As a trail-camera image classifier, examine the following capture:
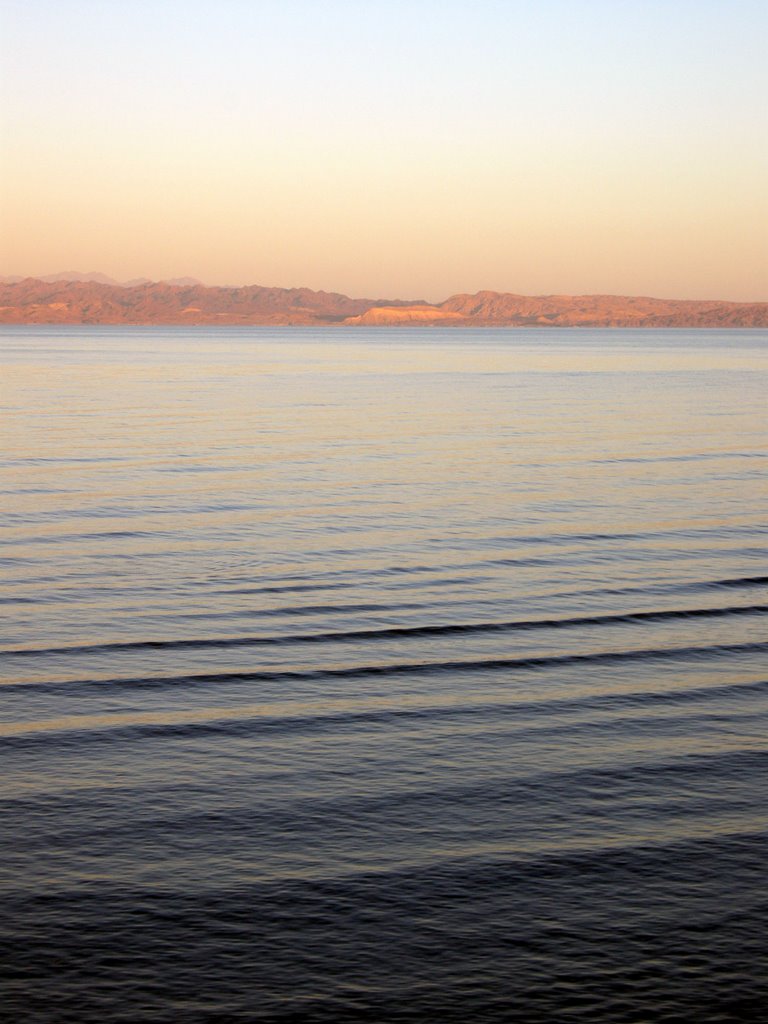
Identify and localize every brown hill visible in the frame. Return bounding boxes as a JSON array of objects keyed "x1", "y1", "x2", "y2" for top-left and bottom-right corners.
[
  {"x1": 0, "y1": 278, "x2": 766, "y2": 327},
  {"x1": 433, "y1": 291, "x2": 768, "y2": 327},
  {"x1": 0, "y1": 279, "x2": 422, "y2": 325}
]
